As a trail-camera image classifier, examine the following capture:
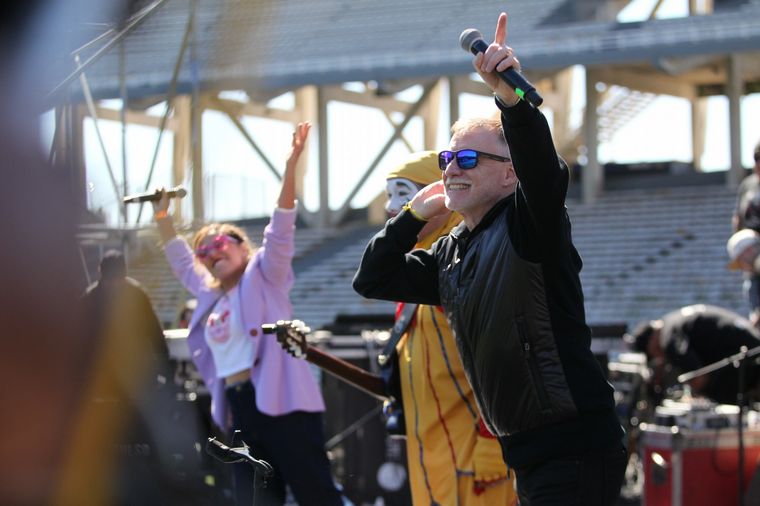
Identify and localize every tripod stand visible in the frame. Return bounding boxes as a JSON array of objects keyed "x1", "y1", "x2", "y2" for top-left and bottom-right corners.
[{"x1": 206, "y1": 435, "x2": 274, "y2": 505}]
